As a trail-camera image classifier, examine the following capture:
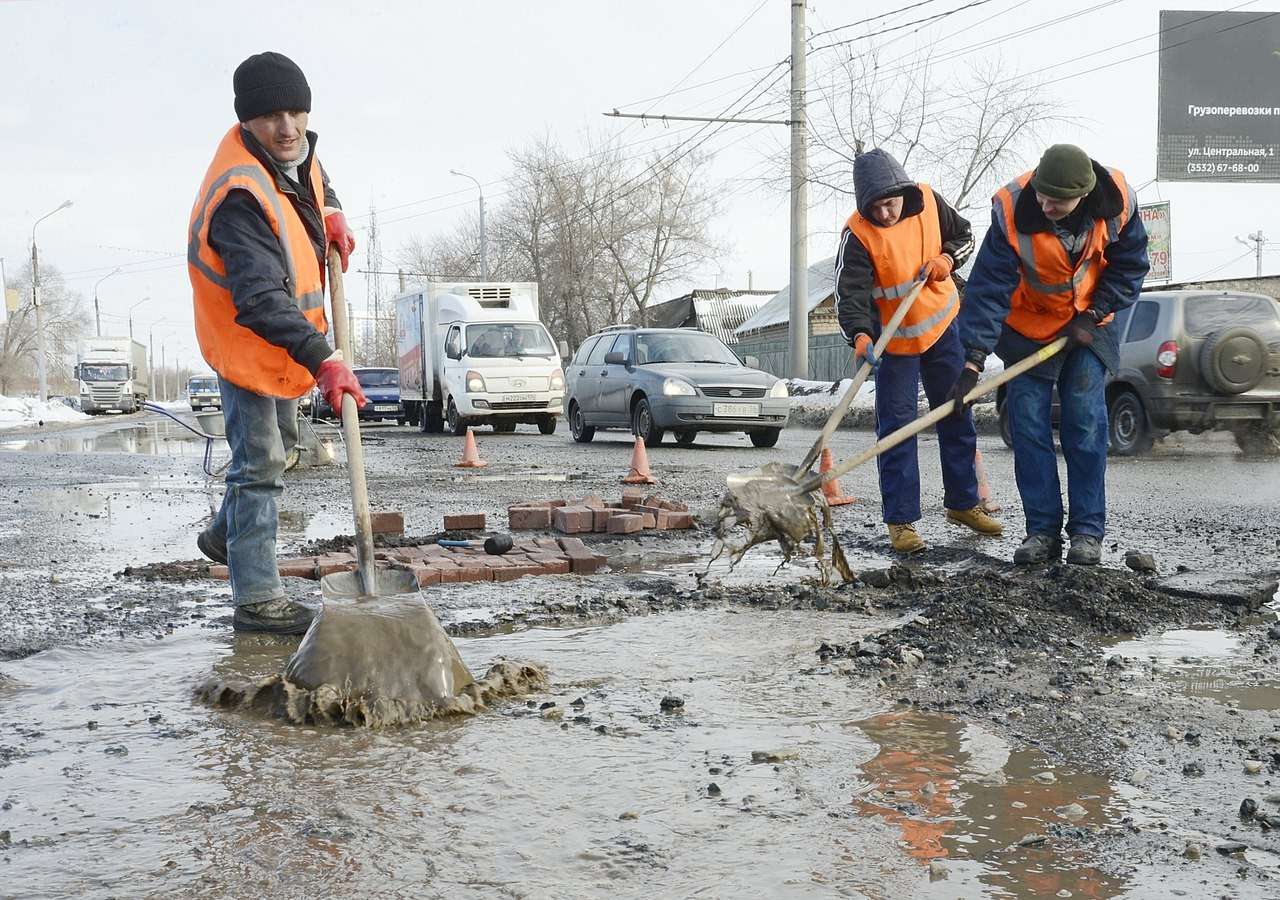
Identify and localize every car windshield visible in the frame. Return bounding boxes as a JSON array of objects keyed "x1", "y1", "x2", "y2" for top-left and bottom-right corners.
[
  {"x1": 465, "y1": 323, "x2": 556, "y2": 358},
  {"x1": 80, "y1": 365, "x2": 128, "y2": 382},
  {"x1": 356, "y1": 369, "x2": 399, "y2": 388},
  {"x1": 635, "y1": 332, "x2": 740, "y2": 365},
  {"x1": 1185, "y1": 295, "x2": 1280, "y2": 336},
  {"x1": 188, "y1": 378, "x2": 217, "y2": 392}
]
